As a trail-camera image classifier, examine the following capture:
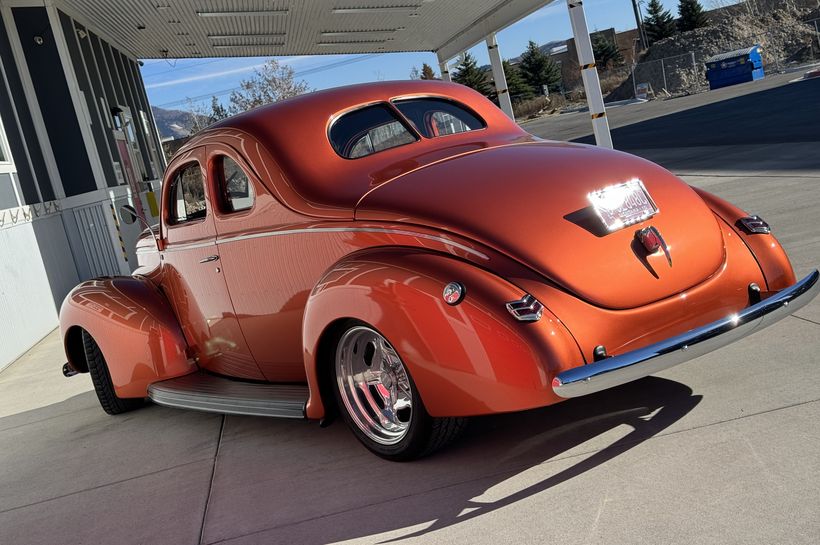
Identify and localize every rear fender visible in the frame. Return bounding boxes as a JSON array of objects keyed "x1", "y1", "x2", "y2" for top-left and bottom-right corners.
[
  {"x1": 59, "y1": 276, "x2": 195, "y2": 398},
  {"x1": 302, "y1": 249, "x2": 582, "y2": 419},
  {"x1": 694, "y1": 187, "x2": 796, "y2": 291}
]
